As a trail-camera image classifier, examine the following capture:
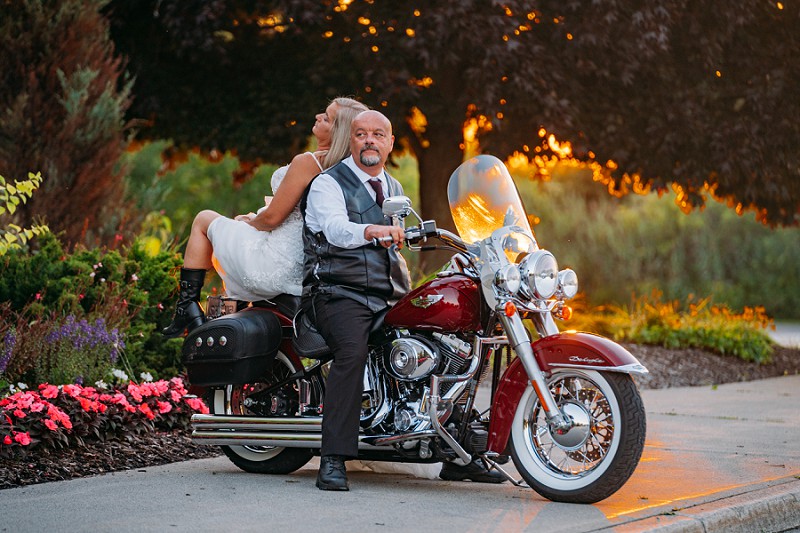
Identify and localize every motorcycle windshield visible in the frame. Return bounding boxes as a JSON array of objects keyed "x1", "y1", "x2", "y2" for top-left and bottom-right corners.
[{"x1": 447, "y1": 155, "x2": 533, "y2": 245}]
